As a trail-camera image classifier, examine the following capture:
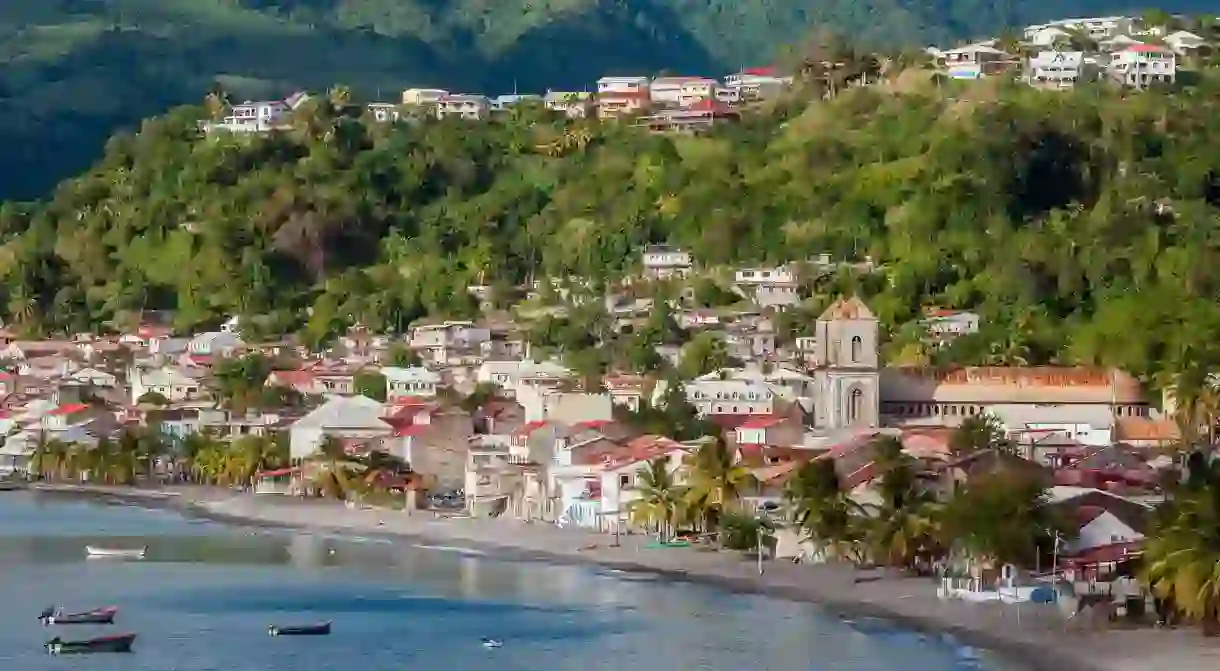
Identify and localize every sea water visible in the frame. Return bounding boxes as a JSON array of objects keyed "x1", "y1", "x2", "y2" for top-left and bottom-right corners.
[{"x1": 0, "y1": 493, "x2": 1022, "y2": 670}]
